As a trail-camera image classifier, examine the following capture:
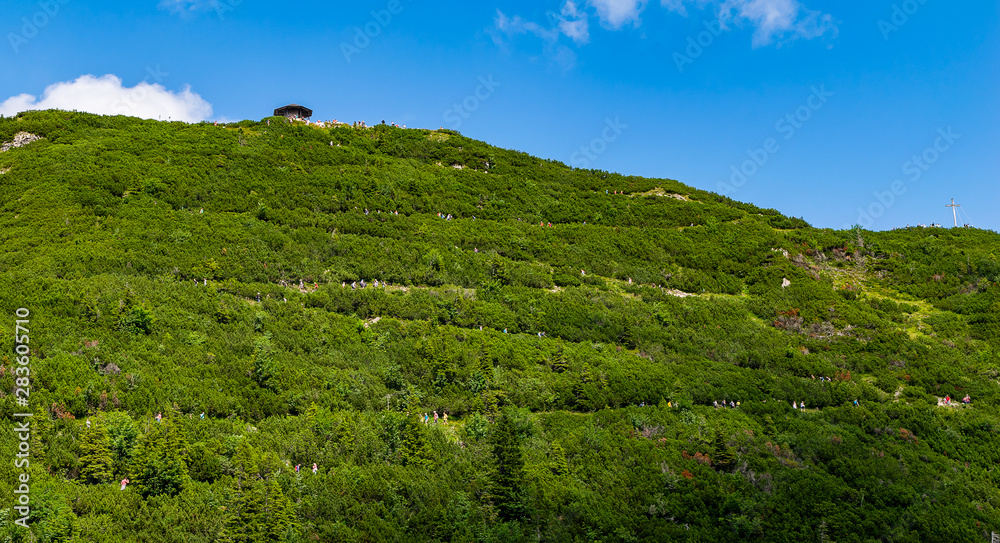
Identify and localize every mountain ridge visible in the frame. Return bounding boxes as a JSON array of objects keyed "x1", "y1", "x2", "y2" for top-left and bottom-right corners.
[{"x1": 1, "y1": 109, "x2": 998, "y2": 542}]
